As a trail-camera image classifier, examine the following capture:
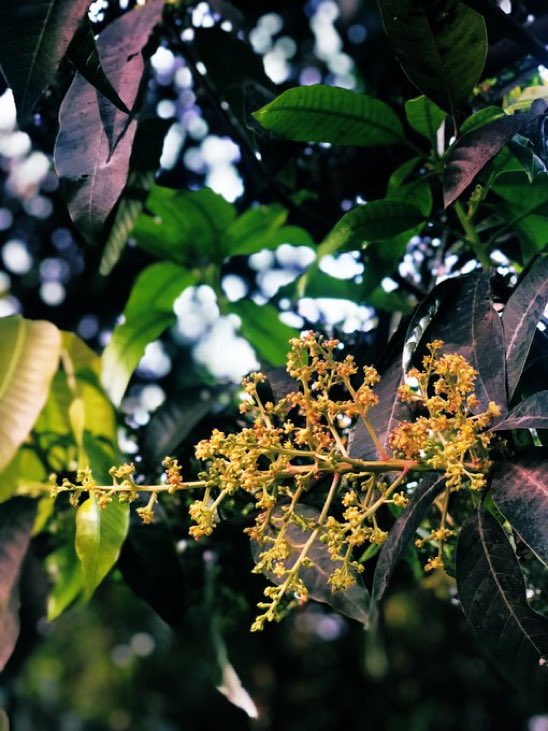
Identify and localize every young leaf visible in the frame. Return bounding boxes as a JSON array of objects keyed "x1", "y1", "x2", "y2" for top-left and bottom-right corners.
[
  {"x1": 0, "y1": 0, "x2": 90, "y2": 125},
  {"x1": 0, "y1": 498, "x2": 37, "y2": 671},
  {"x1": 501, "y1": 254, "x2": 548, "y2": 401},
  {"x1": 405, "y1": 95, "x2": 445, "y2": 142},
  {"x1": 456, "y1": 509, "x2": 548, "y2": 671},
  {"x1": 253, "y1": 85, "x2": 406, "y2": 146},
  {"x1": 54, "y1": 0, "x2": 164, "y2": 243},
  {"x1": 492, "y1": 392, "x2": 548, "y2": 431},
  {"x1": 377, "y1": 0, "x2": 487, "y2": 117},
  {"x1": 370, "y1": 477, "x2": 445, "y2": 615},
  {"x1": 0, "y1": 316, "x2": 61, "y2": 471},
  {"x1": 492, "y1": 456, "x2": 548, "y2": 568},
  {"x1": 101, "y1": 262, "x2": 195, "y2": 406},
  {"x1": 75, "y1": 496, "x2": 129, "y2": 598},
  {"x1": 132, "y1": 186, "x2": 236, "y2": 265},
  {"x1": 443, "y1": 105, "x2": 548, "y2": 207},
  {"x1": 228, "y1": 300, "x2": 297, "y2": 367},
  {"x1": 251, "y1": 505, "x2": 369, "y2": 624}
]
